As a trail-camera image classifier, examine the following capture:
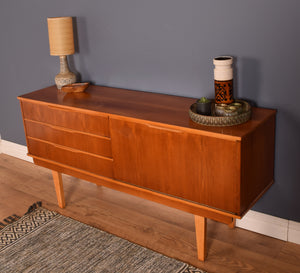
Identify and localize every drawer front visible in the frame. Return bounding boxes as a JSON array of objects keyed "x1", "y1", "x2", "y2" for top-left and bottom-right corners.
[
  {"x1": 27, "y1": 138, "x2": 113, "y2": 178},
  {"x1": 21, "y1": 101, "x2": 109, "y2": 137},
  {"x1": 25, "y1": 120, "x2": 112, "y2": 158}
]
